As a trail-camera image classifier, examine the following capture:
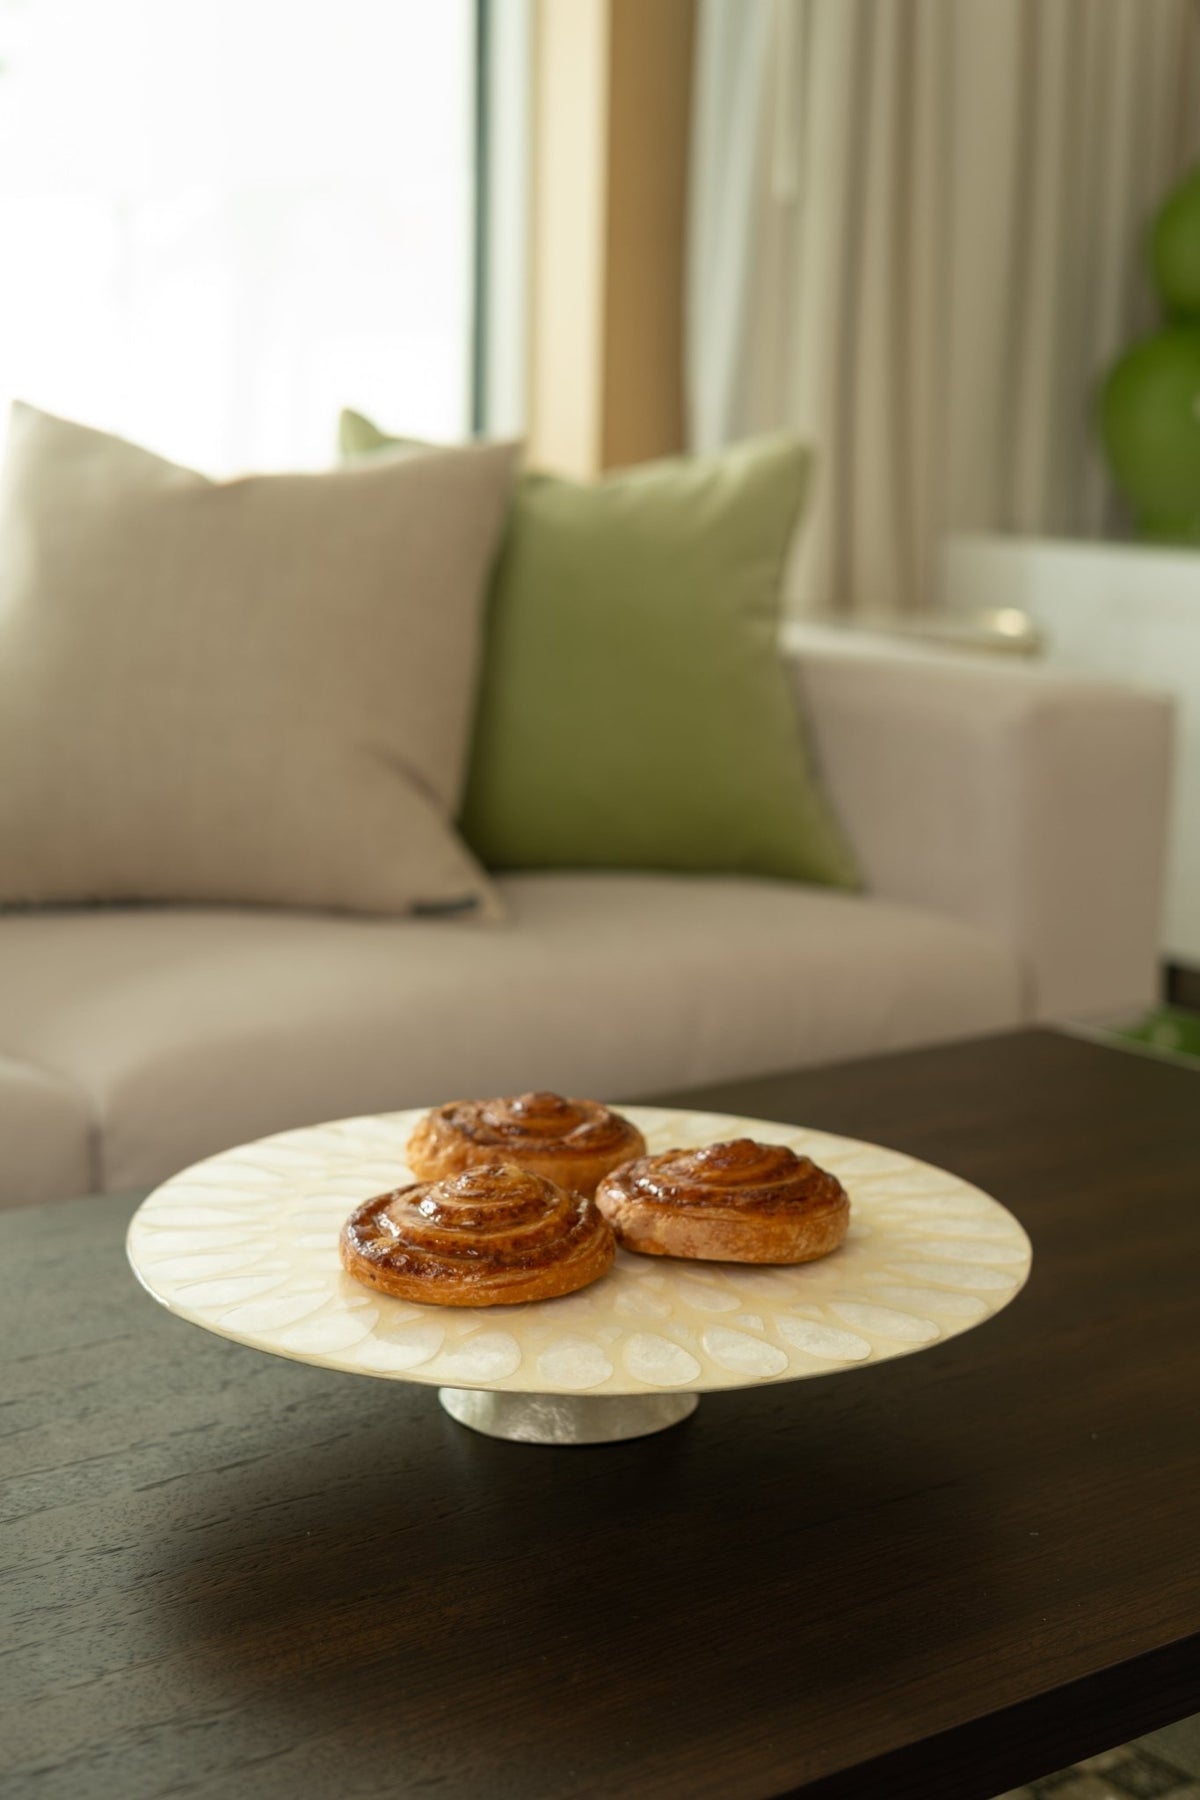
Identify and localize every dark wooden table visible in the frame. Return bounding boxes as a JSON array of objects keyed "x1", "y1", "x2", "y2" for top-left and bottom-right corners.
[{"x1": 2, "y1": 1028, "x2": 1198, "y2": 1800}]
